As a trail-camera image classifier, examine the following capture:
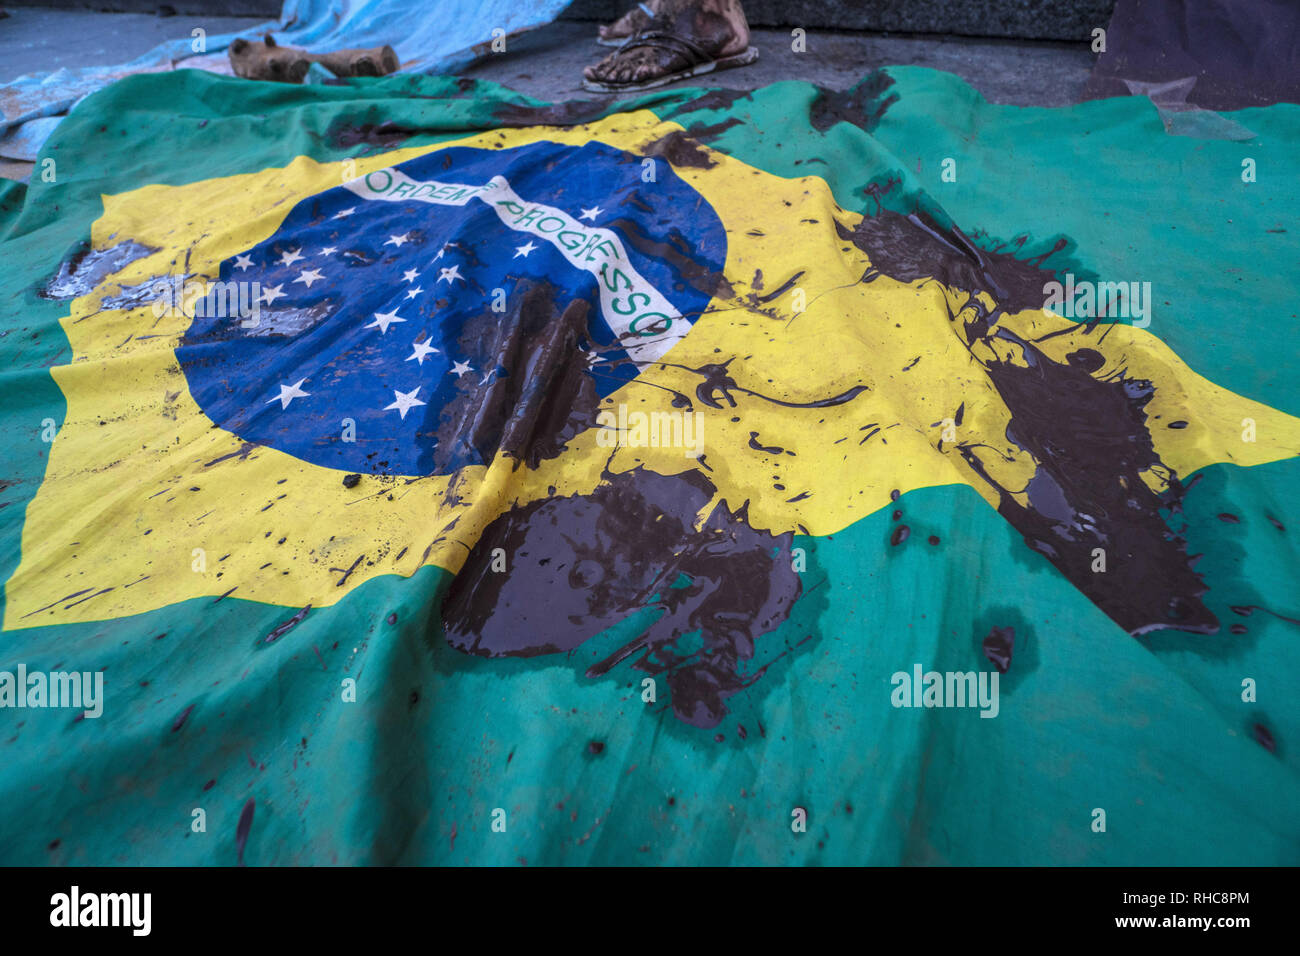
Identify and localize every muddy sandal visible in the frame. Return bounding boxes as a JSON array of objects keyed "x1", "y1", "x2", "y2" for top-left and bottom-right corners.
[
  {"x1": 582, "y1": 29, "x2": 759, "y2": 93},
  {"x1": 596, "y1": 2, "x2": 657, "y2": 47}
]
